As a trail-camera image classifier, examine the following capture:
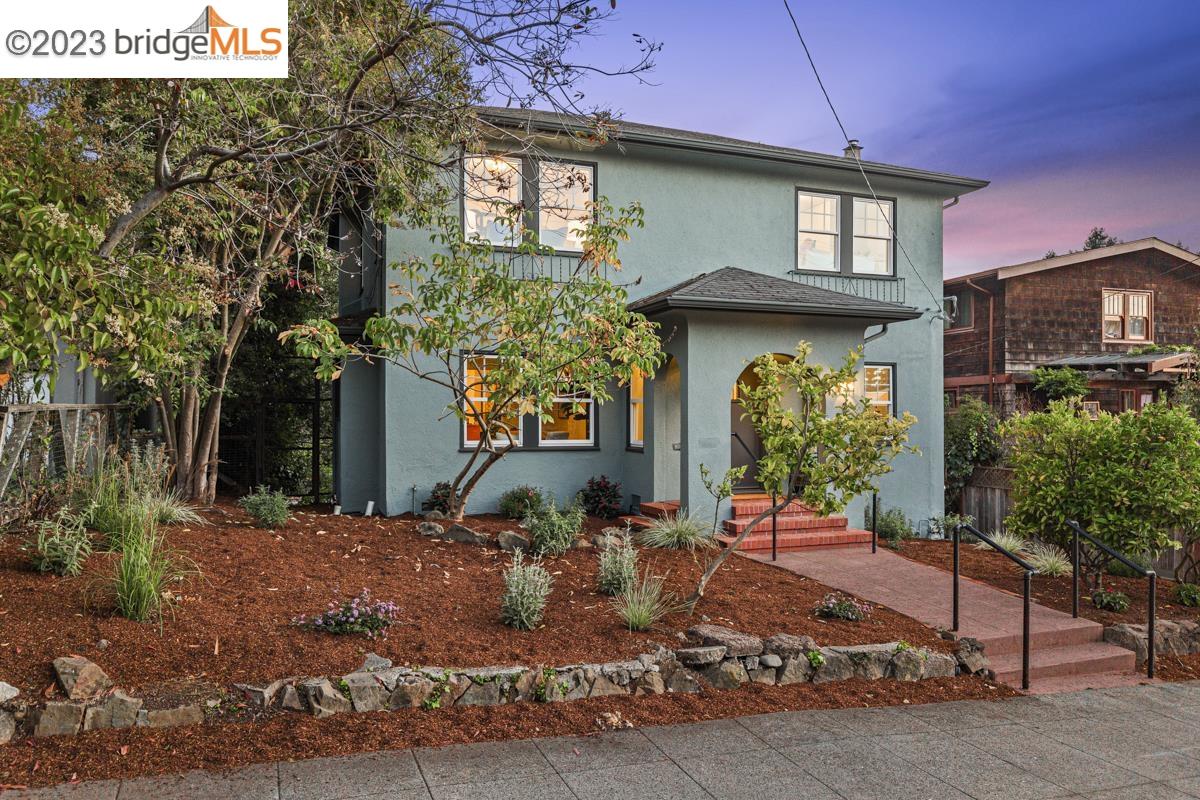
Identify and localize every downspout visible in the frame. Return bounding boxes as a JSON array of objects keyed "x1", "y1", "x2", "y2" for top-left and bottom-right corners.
[
  {"x1": 864, "y1": 324, "x2": 889, "y2": 344},
  {"x1": 965, "y1": 278, "x2": 995, "y2": 407}
]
